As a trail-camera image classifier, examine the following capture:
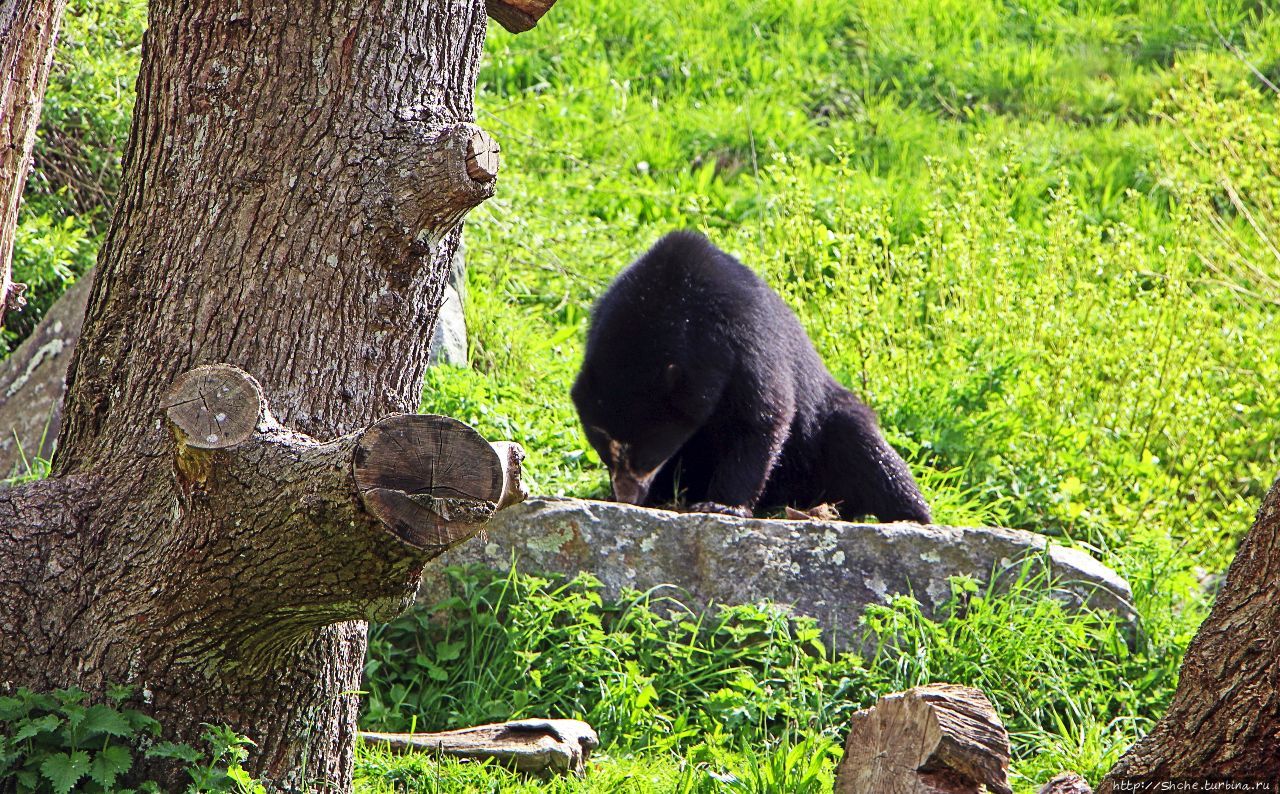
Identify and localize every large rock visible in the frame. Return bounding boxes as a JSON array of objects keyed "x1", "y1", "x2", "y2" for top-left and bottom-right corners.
[
  {"x1": 0, "y1": 273, "x2": 91, "y2": 479},
  {"x1": 427, "y1": 283, "x2": 467, "y2": 367},
  {"x1": 427, "y1": 234, "x2": 467, "y2": 367},
  {"x1": 422, "y1": 498, "x2": 1134, "y2": 646}
]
